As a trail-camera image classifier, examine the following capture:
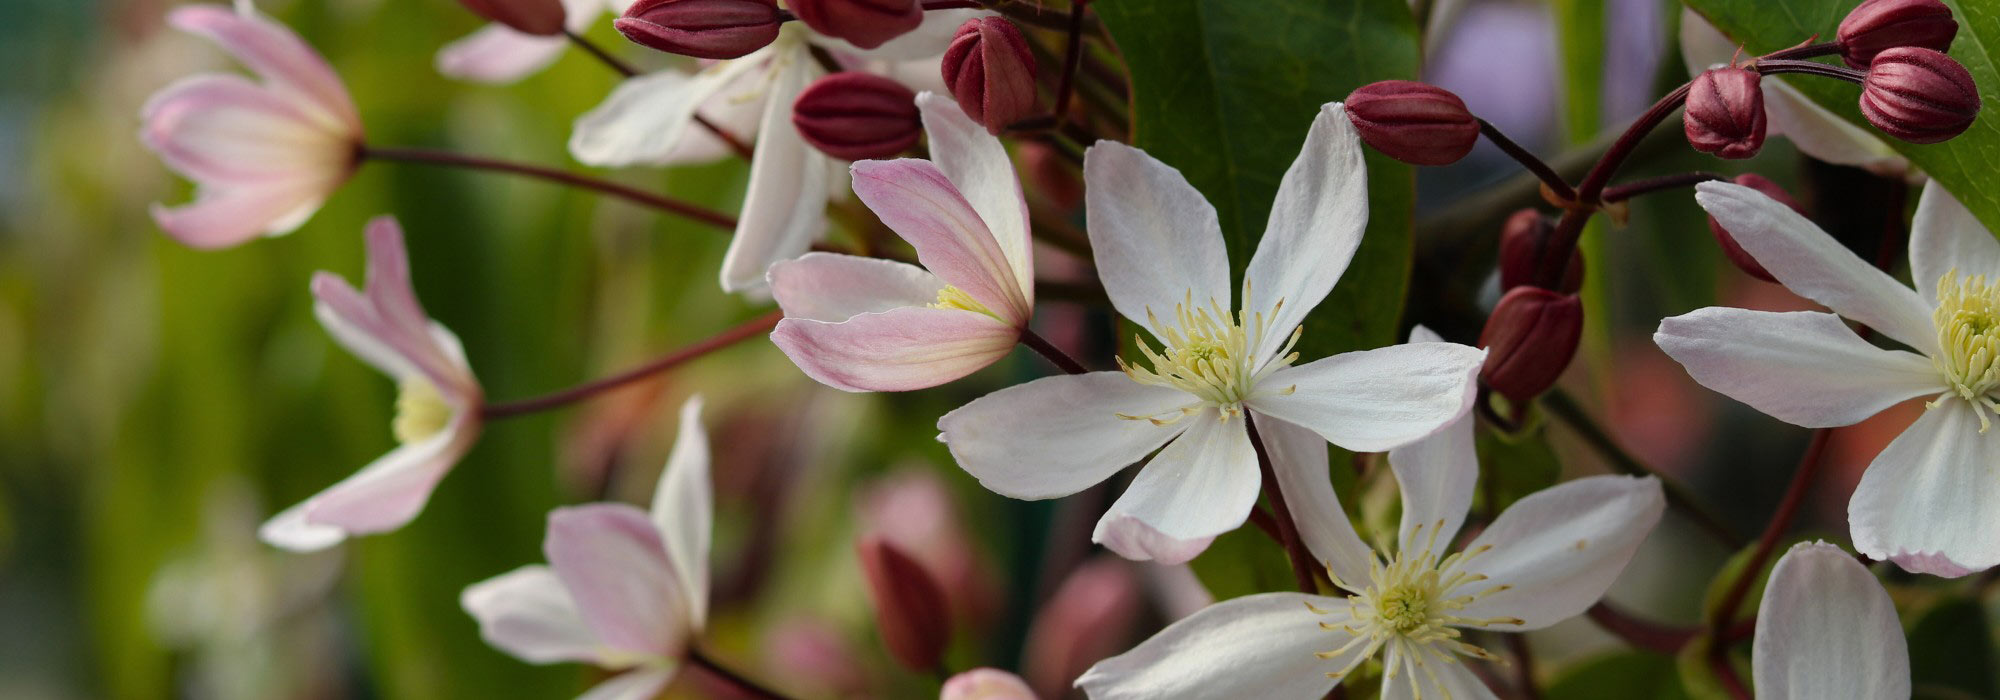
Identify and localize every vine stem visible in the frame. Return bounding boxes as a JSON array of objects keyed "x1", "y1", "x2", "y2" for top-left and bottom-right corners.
[
  {"x1": 359, "y1": 146, "x2": 739, "y2": 231},
  {"x1": 1019, "y1": 327, "x2": 1089, "y2": 374},
  {"x1": 687, "y1": 647, "x2": 794, "y2": 700},
  {"x1": 1585, "y1": 602, "x2": 1699, "y2": 654},
  {"x1": 1600, "y1": 171, "x2": 1724, "y2": 202},
  {"x1": 1478, "y1": 119, "x2": 1575, "y2": 204},
  {"x1": 481, "y1": 311, "x2": 782, "y2": 419},
  {"x1": 1542, "y1": 390, "x2": 1746, "y2": 549},
  {"x1": 1052, "y1": 0, "x2": 1091, "y2": 122},
  {"x1": 1246, "y1": 414, "x2": 1321, "y2": 593}
]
